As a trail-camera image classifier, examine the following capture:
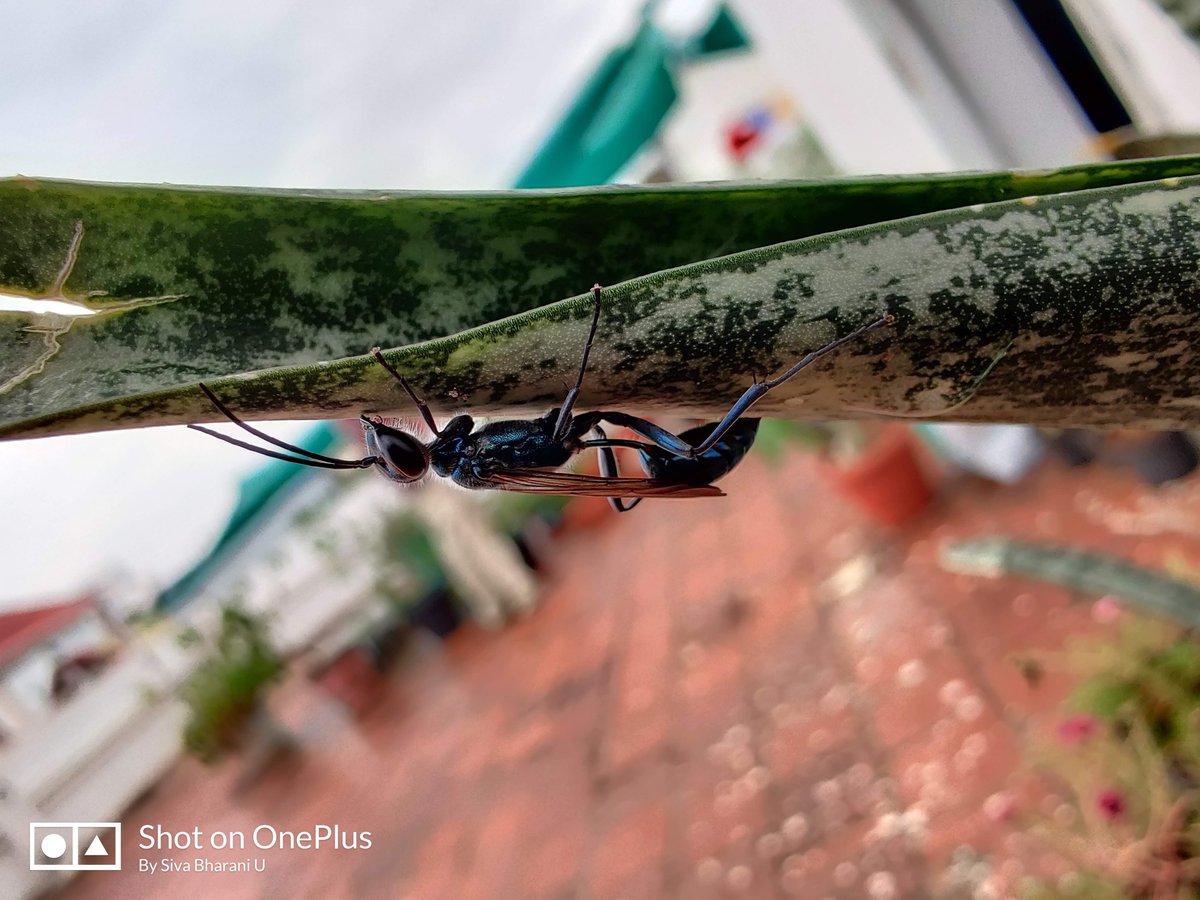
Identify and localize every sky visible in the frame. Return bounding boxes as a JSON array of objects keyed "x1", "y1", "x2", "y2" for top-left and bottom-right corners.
[{"x1": 0, "y1": 0, "x2": 652, "y2": 607}]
